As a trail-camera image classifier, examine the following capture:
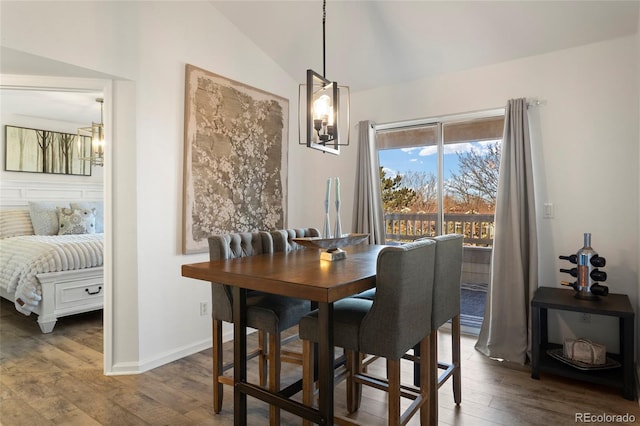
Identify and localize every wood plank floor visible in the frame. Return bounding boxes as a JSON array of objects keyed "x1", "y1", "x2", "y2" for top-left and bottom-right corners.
[{"x1": 1, "y1": 297, "x2": 639, "y2": 425}]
